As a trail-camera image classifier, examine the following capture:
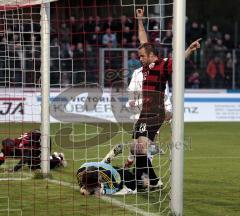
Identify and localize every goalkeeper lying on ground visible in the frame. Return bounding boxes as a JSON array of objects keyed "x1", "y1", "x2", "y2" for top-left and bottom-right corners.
[{"x1": 76, "y1": 144, "x2": 161, "y2": 196}]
